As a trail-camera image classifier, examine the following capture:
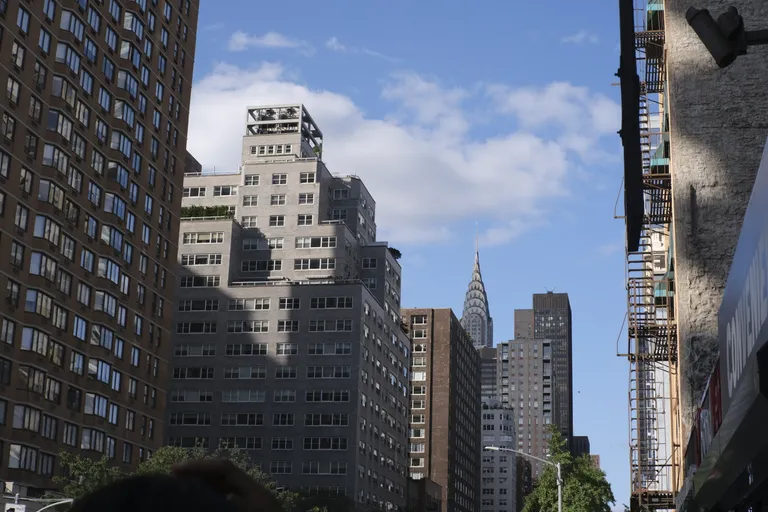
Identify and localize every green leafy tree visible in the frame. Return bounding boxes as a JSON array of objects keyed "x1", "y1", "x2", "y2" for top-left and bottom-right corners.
[
  {"x1": 522, "y1": 426, "x2": 615, "y2": 512},
  {"x1": 53, "y1": 452, "x2": 125, "y2": 500},
  {"x1": 57, "y1": 445, "x2": 299, "y2": 511}
]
